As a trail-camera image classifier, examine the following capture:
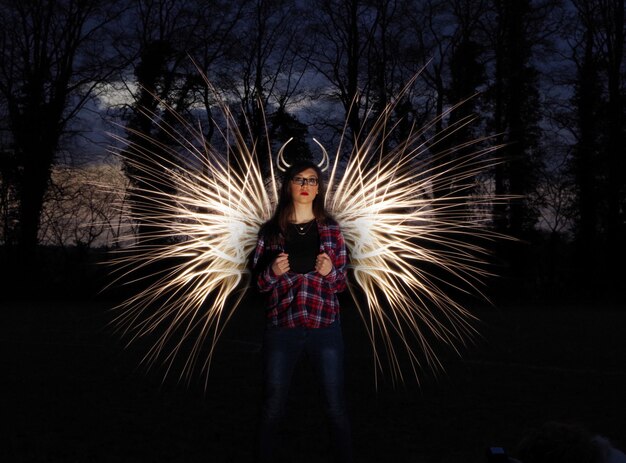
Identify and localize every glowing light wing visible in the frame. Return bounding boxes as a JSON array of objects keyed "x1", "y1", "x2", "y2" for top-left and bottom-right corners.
[
  {"x1": 327, "y1": 99, "x2": 506, "y2": 384},
  {"x1": 107, "y1": 77, "x2": 508, "y2": 386},
  {"x1": 108, "y1": 98, "x2": 277, "y2": 382}
]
